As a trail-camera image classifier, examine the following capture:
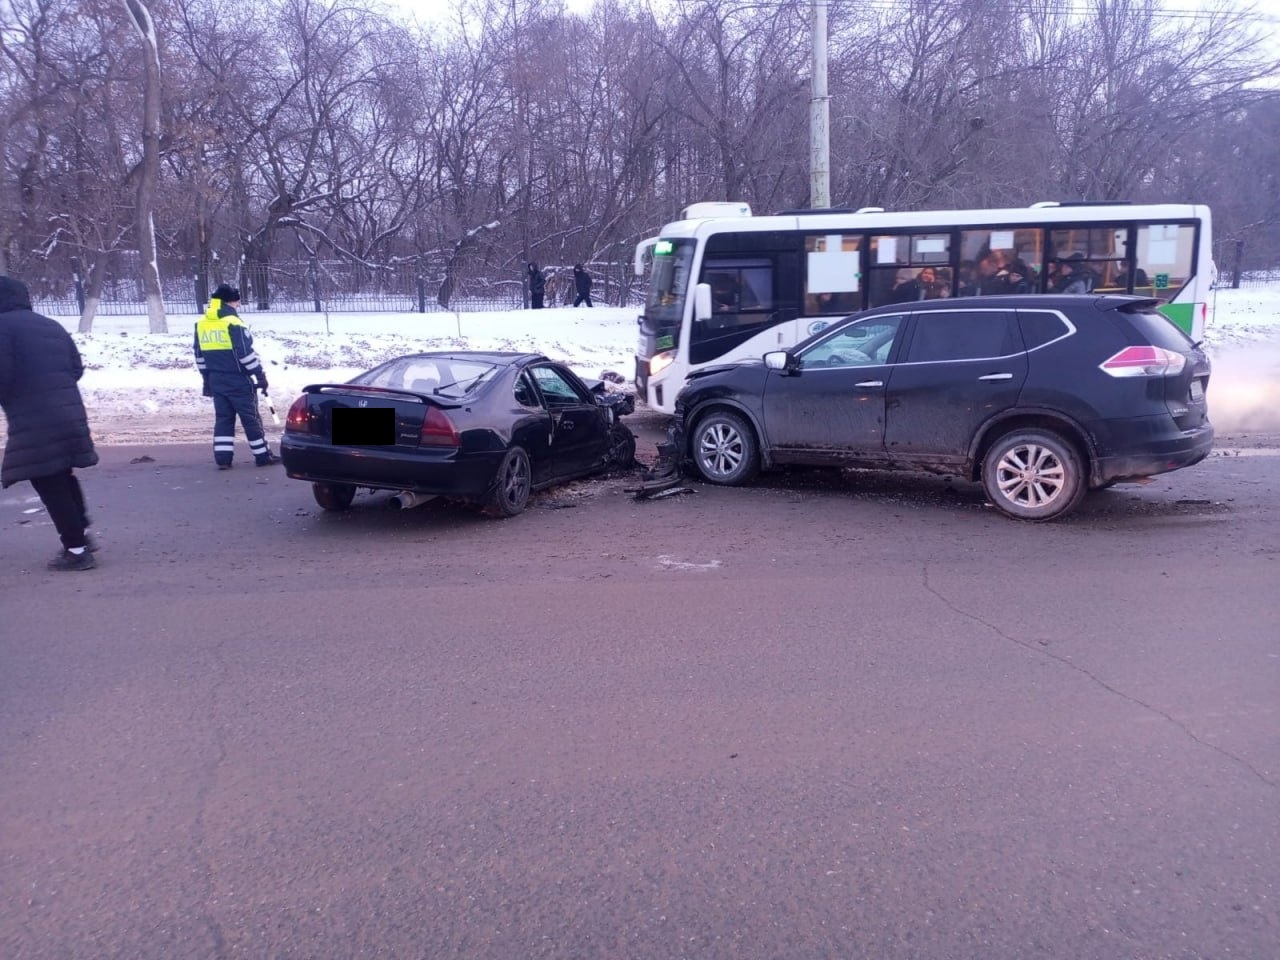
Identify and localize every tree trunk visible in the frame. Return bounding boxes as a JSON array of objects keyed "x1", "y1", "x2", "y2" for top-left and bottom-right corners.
[
  {"x1": 79, "y1": 255, "x2": 110, "y2": 333},
  {"x1": 122, "y1": 0, "x2": 167, "y2": 333}
]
